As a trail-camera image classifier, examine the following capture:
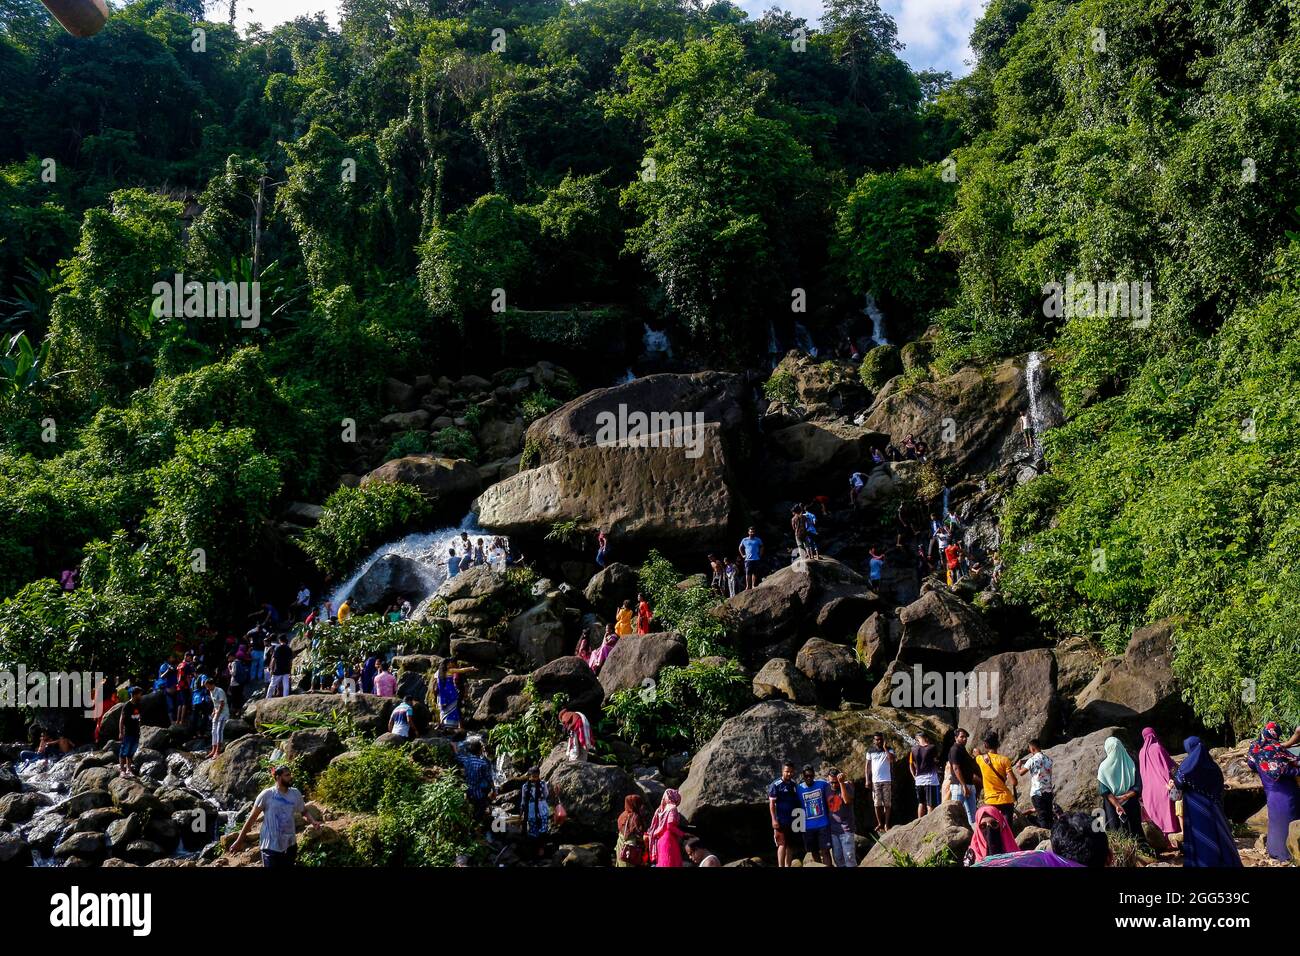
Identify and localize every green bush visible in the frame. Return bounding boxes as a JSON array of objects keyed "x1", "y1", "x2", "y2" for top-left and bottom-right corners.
[
  {"x1": 520, "y1": 387, "x2": 561, "y2": 423},
  {"x1": 313, "y1": 744, "x2": 424, "y2": 813},
  {"x1": 860, "y1": 344, "x2": 902, "y2": 389},
  {"x1": 299, "y1": 482, "x2": 431, "y2": 577},
  {"x1": 428, "y1": 426, "x2": 477, "y2": 462},
  {"x1": 486, "y1": 680, "x2": 566, "y2": 767},
  {"x1": 385, "y1": 430, "x2": 429, "y2": 461},
  {"x1": 762, "y1": 369, "x2": 798, "y2": 406},
  {"x1": 603, "y1": 658, "x2": 751, "y2": 752},
  {"x1": 637, "y1": 551, "x2": 732, "y2": 657}
]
